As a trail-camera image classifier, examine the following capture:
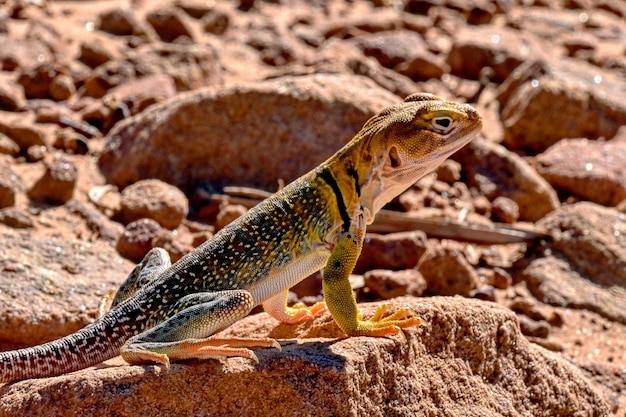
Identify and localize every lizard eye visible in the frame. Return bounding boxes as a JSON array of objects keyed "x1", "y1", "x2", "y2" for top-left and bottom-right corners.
[{"x1": 432, "y1": 115, "x2": 454, "y2": 132}]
